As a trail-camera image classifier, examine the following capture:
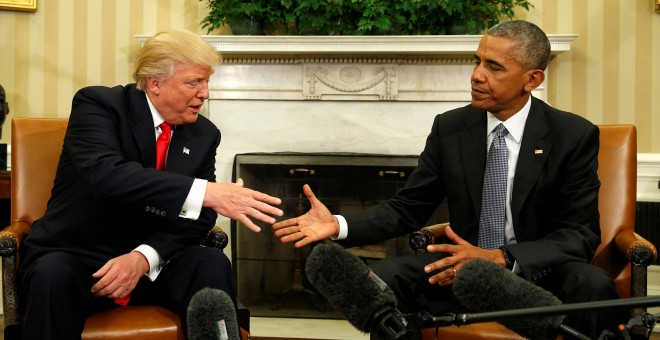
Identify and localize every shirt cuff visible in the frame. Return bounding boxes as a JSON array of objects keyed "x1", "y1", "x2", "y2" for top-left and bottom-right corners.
[
  {"x1": 331, "y1": 215, "x2": 348, "y2": 240},
  {"x1": 134, "y1": 244, "x2": 164, "y2": 282},
  {"x1": 512, "y1": 261, "x2": 521, "y2": 274},
  {"x1": 180, "y1": 179, "x2": 207, "y2": 220}
]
